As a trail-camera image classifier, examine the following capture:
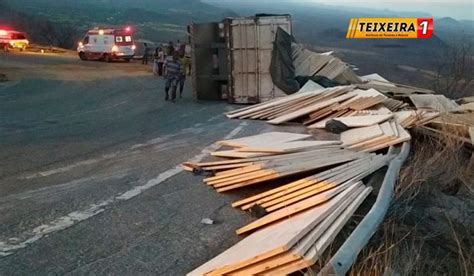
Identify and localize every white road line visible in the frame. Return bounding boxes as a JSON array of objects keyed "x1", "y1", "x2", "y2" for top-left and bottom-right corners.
[{"x1": 0, "y1": 122, "x2": 246, "y2": 257}]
